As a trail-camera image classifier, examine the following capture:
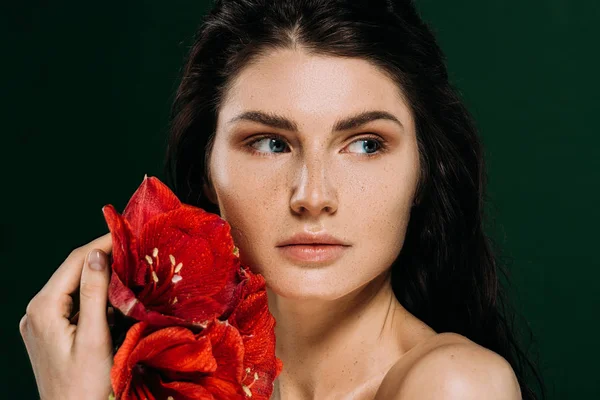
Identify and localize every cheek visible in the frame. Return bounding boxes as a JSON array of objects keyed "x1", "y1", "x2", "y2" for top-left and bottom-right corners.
[
  {"x1": 347, "y1": 159, "x2": 418, "y2": 258},
  {"x1": 209, "y1": 150, "x2": 287, "y2": 267},
  {"x1": 350, "y1": 181, "x2": 413, "y2": 266},
  {"x1": 212, "y1": 146, "x2": 289, "y2": 213}
]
